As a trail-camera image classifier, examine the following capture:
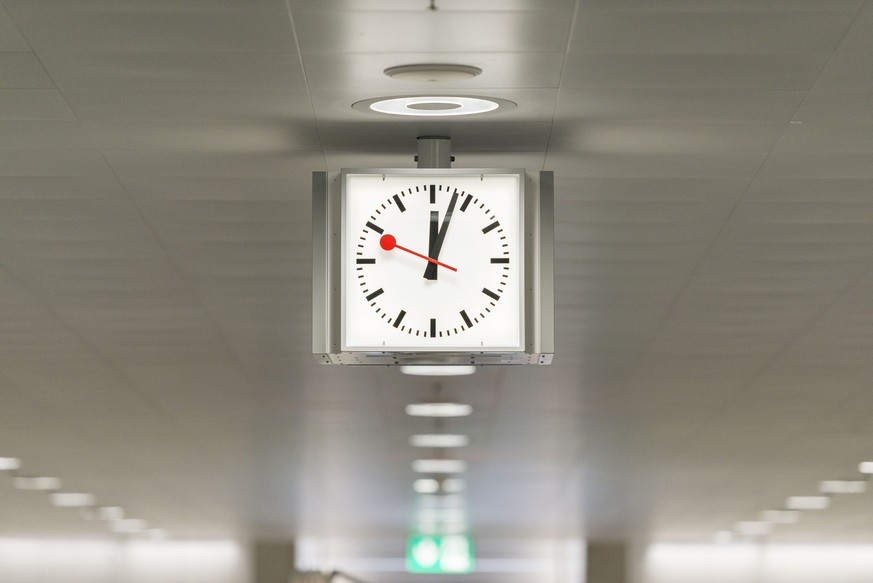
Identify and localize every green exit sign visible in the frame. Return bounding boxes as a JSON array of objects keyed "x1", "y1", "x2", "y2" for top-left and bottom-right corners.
[{"x1": 406, "y1": 534, "x2": 475, "y2": 574}]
